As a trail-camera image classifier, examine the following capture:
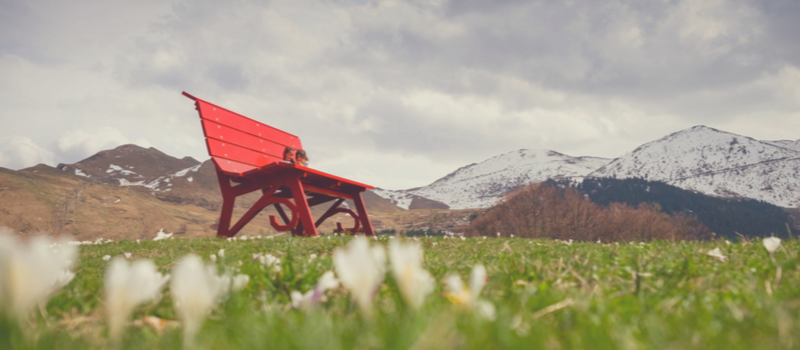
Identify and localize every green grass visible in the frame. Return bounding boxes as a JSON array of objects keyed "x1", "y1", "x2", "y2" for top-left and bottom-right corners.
[{"x1": 2, "y1": 236, "x2": 799, "y2": 349}]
